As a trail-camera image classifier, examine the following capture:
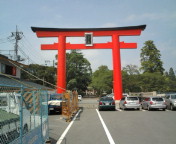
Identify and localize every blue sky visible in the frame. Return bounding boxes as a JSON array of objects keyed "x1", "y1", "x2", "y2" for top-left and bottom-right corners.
[{"x1": 0, "y1": 0, "x2": 176, "y2": 72}]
